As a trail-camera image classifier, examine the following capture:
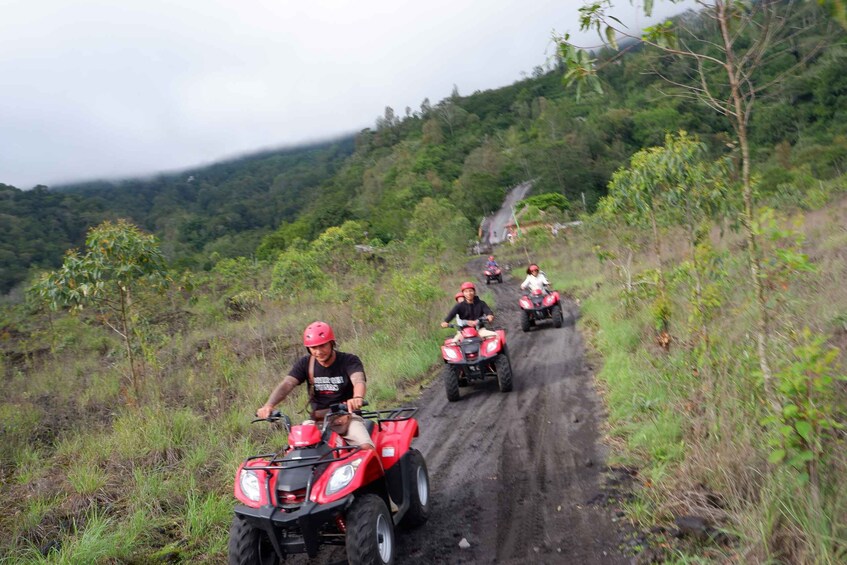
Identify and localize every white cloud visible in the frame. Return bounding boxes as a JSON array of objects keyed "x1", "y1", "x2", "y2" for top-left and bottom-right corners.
[{"x1": 0, "y1": 0, "x2": 693, "y2": 189}]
